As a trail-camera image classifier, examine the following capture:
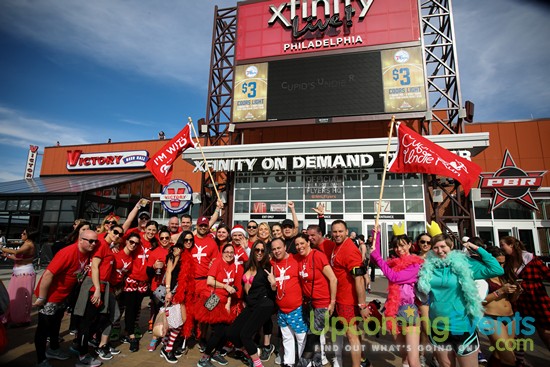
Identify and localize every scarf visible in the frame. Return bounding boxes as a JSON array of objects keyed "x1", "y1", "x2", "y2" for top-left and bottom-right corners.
[
  {"x1": 417, "y1": 250, "x2": 483, "y2": 320},
  {"x1": 384, "y1": 255, "x2": 423, "y2": 332}
]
